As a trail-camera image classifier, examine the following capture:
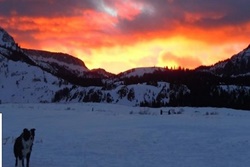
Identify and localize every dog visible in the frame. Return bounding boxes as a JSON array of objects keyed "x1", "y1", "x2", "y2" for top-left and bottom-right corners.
[{"x1": 14, "y1": 128, "x2": 36, "y2": 167}]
